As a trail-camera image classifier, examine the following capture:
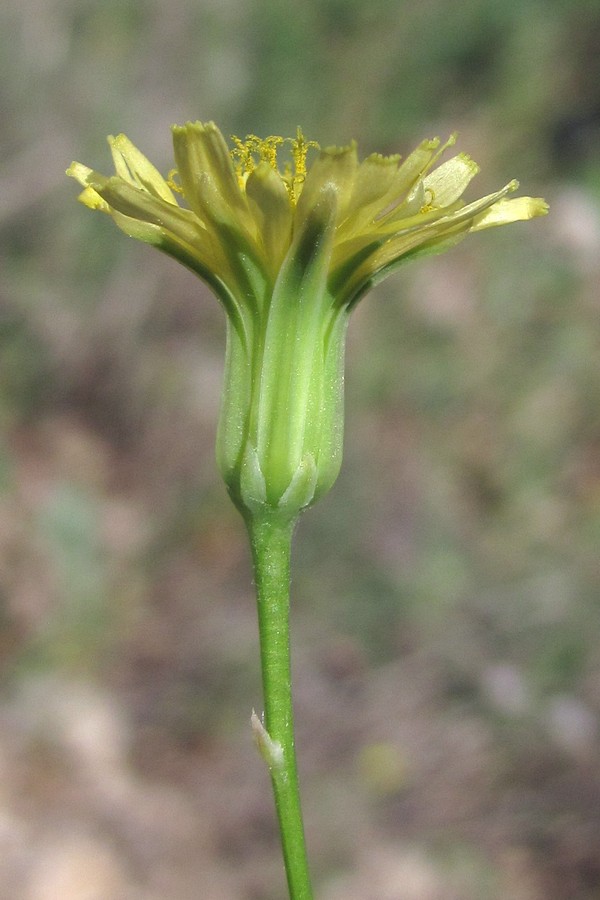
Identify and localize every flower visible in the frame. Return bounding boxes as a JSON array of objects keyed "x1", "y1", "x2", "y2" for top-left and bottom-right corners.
[{"x1": 68, "y1": 122, "x2": 547, "y2": 521}]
